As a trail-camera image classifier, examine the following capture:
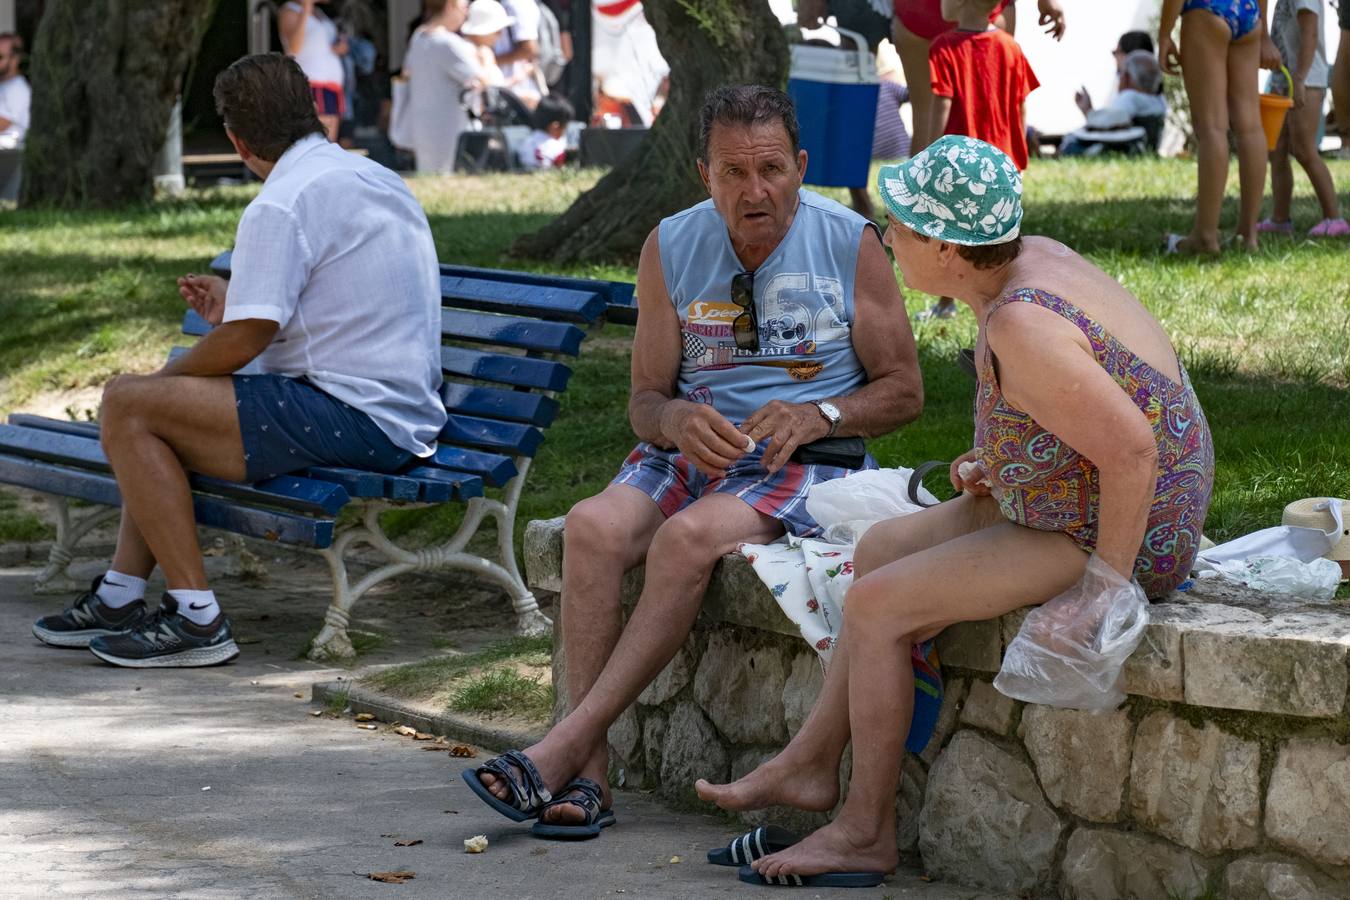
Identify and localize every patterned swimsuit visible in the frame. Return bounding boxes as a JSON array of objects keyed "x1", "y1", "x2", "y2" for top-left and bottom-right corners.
[{"x1": 974, "y1": 288, "x2": 1215, "y2": 599}]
